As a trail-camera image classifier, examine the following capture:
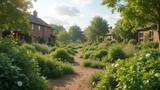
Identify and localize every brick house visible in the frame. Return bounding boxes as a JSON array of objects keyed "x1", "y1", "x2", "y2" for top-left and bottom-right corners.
[
  {"x1": 2, "y1": 10, "x2": 56, "y2": 44},
  {"x1": 104, "y1": 26, "x2": 114, "y2": 40},
  {"x1": 137, "y1": 27, "x2": 159, "y2": 43}
]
